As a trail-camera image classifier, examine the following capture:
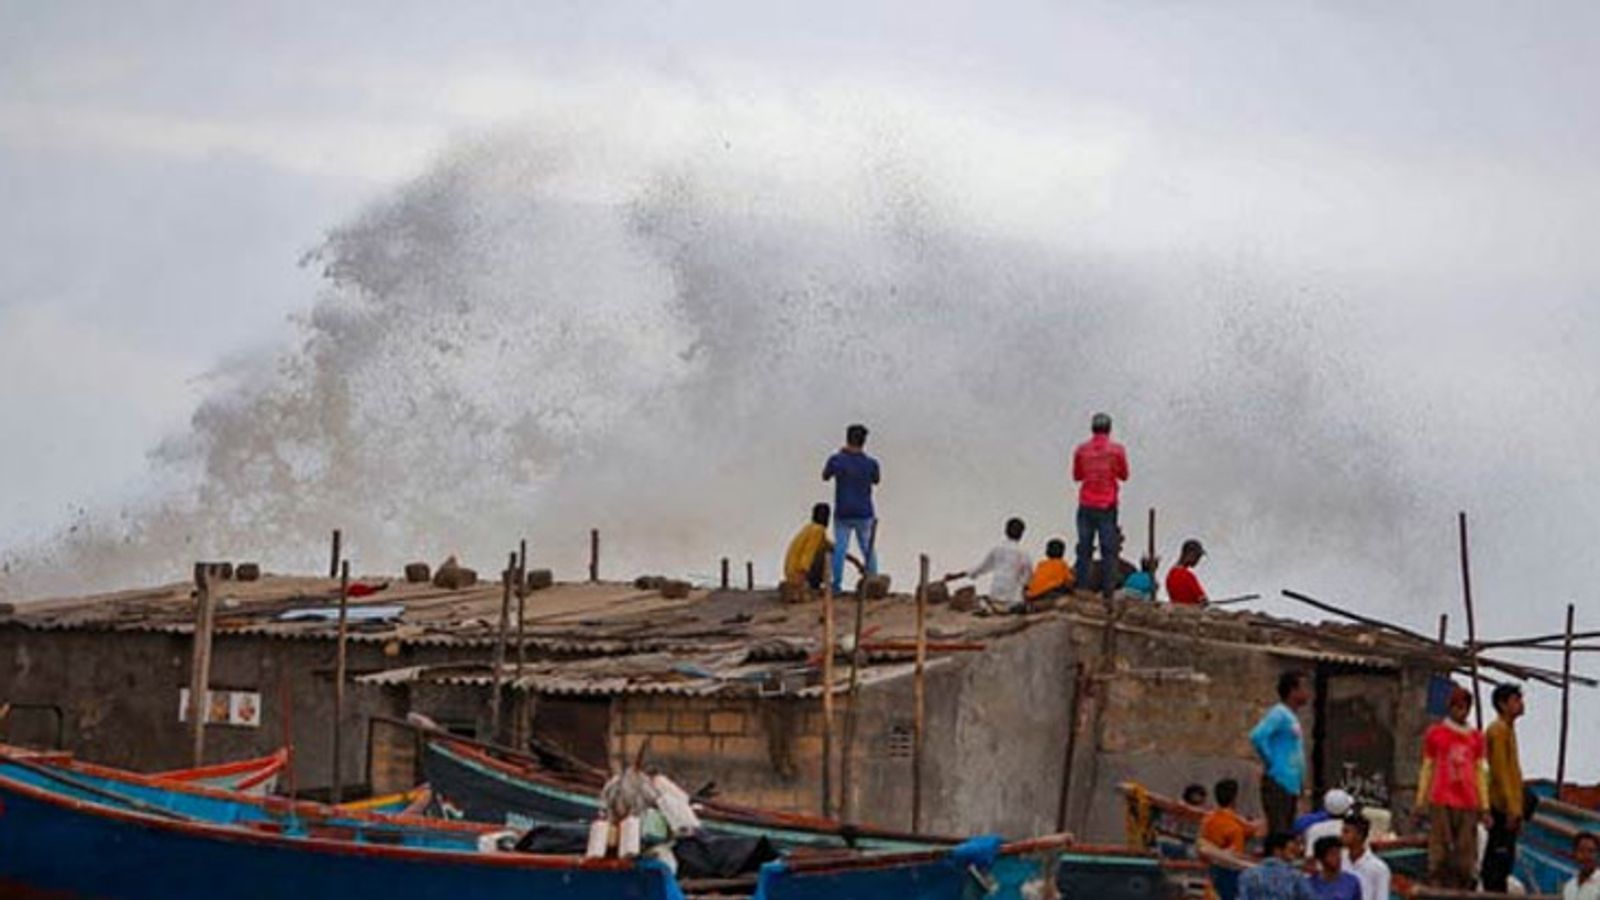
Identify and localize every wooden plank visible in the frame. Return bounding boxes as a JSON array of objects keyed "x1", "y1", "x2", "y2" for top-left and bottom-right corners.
[
  {"x1": 912, "y1": 553, "x2": 928, "y2": 832},
  {"x1": 186, "y1": 563, "x2": 216, "y2": 766}
]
